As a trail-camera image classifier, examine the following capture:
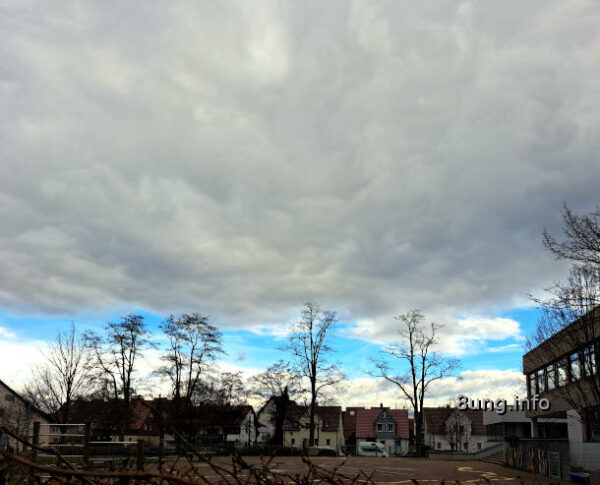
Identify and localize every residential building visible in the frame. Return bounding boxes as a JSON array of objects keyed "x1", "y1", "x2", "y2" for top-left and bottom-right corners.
[
  {"x1": 0, "y1": 378, "x2": 52, "y2": 451},
  {"x1": 282, "y1": 402, "x2": 343, "y2": 452},
  {"x1": 353, "y1": 405, "x2": 409, "y2": 456},
  {"x1": 423, "y1": 407, "x2": 492, "y2": 452}
]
